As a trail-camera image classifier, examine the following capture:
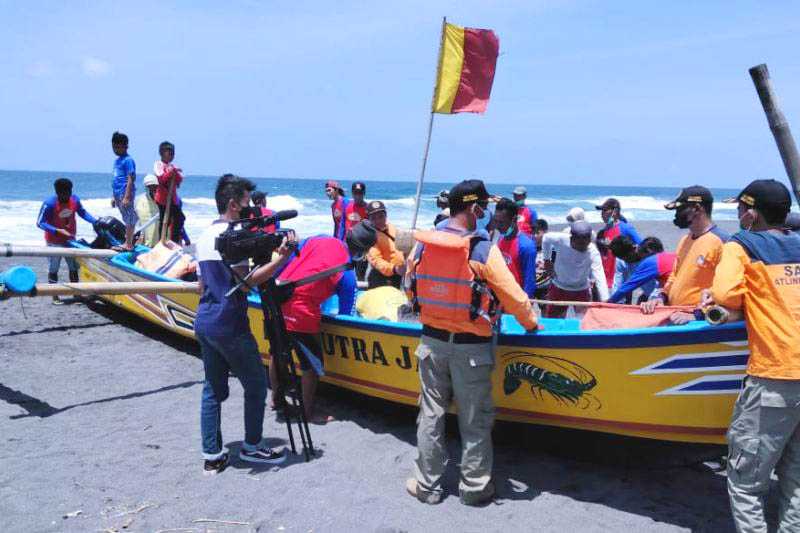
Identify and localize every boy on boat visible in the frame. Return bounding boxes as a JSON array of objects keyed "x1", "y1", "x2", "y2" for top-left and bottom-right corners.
[
  {"x1": 493, "y1": 197, "x2": 537, "y2": 298},
  {"x1": 195, "y1": 174, "x2": 292, "y2": 473},
  {"x1": 595, "y1": 198, "x2": 642, "y2": 291},
  {"x1": 153, "y1": 141, "x2": 186, "y2": 243},
  {"x1": 36, "y1": 177, "x2": 98, "y2": 304},
  {"x1": 404, "y1": 179, "x2": 538, "y2": 506},
  {"x1": 325, "y1": 180, "x2": 350, "y2": 240},
  {"x1": 540, "y1": 221, "x2": 608, "y2": 318},
  {"x1": 365, "y1": 200, "x2": 404, "y2": 289},
  {"x1": 641, "y1": 186, "x2": 729, "y2": 324},
  {"x1": 269, "y1": 222, "x2": 376, "y2": 424},
  {"x1": 512, "y1": 186, "x2": 537, "y2": 237},
  {"x1": 707, "y1": 179, "x2": 800, "y2": 531},
  {"x1": 110, "y1": 131, "x2": 137, "y2": 251}
]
